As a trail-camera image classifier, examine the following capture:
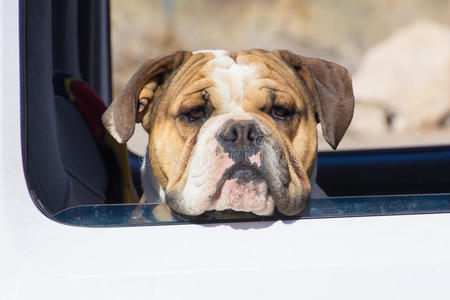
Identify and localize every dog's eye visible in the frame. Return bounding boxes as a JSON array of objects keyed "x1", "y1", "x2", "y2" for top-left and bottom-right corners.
[
  {"x1": 271, "y1": 106, "x2": 293, "y2": 121},
  {"x1": 183, "y1": 106, "x2": 206, "y2": 123}
]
